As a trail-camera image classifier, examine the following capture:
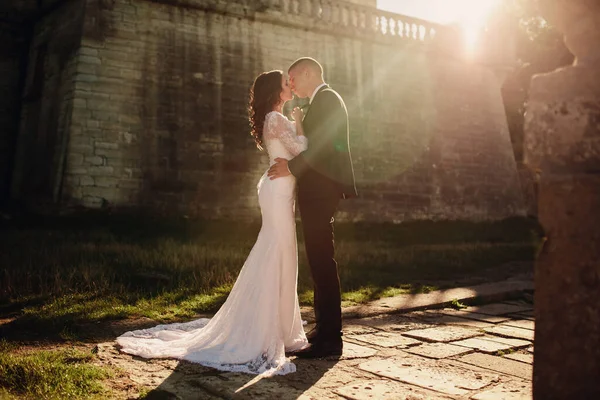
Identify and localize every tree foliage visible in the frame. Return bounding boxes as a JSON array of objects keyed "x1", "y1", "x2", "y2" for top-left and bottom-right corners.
[{"x1": 502, "y1": 0, "x2": 574, "y2": 162}]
